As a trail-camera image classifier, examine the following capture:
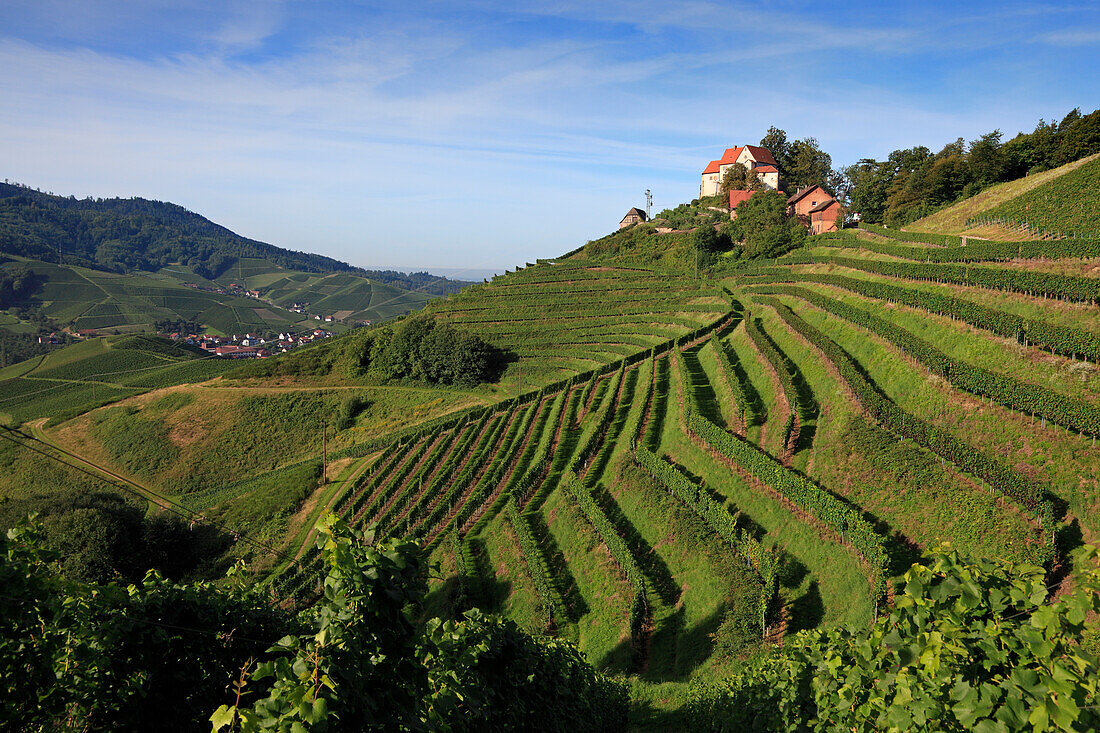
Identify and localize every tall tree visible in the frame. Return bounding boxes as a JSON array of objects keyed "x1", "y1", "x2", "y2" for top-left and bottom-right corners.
[
  {"x1": 719, "y1": 165, "x2": 763, "y2": 194},
  {"x1": 786, "y1": 138, "x2": 833, "y2": 192},
  {"x1": 759, "y1": 127, "x2": 793, "y2": 176}
]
